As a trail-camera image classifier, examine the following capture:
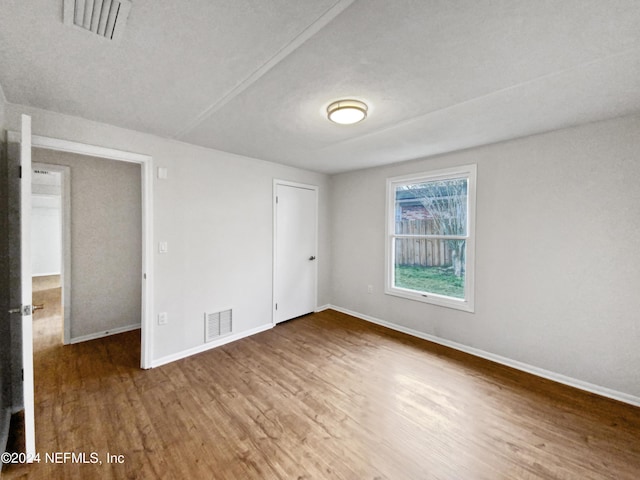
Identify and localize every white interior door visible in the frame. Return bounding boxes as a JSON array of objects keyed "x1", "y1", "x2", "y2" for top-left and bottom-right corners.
[
  {"x1": 274, "y1": 182, "x2": 318, "y2": 324},
  {"x1": 19, "y1": 114, "x2": 36, "y2": 458}
]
